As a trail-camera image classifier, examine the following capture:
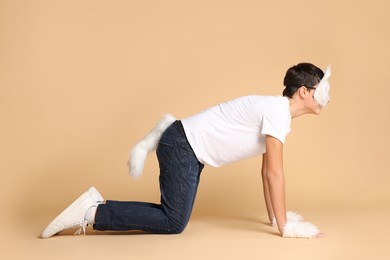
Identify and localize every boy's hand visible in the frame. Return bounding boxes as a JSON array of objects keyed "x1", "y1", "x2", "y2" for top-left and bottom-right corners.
[
  {"x1": 271, "y1": 211, "x2": 303, "y2": 227},
  {"x1": 283, "y1": 220, "x2": 324, "y2": 238},
  {"x1": 272, "y1": 211, "x2": 325, "y2": 239}
]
